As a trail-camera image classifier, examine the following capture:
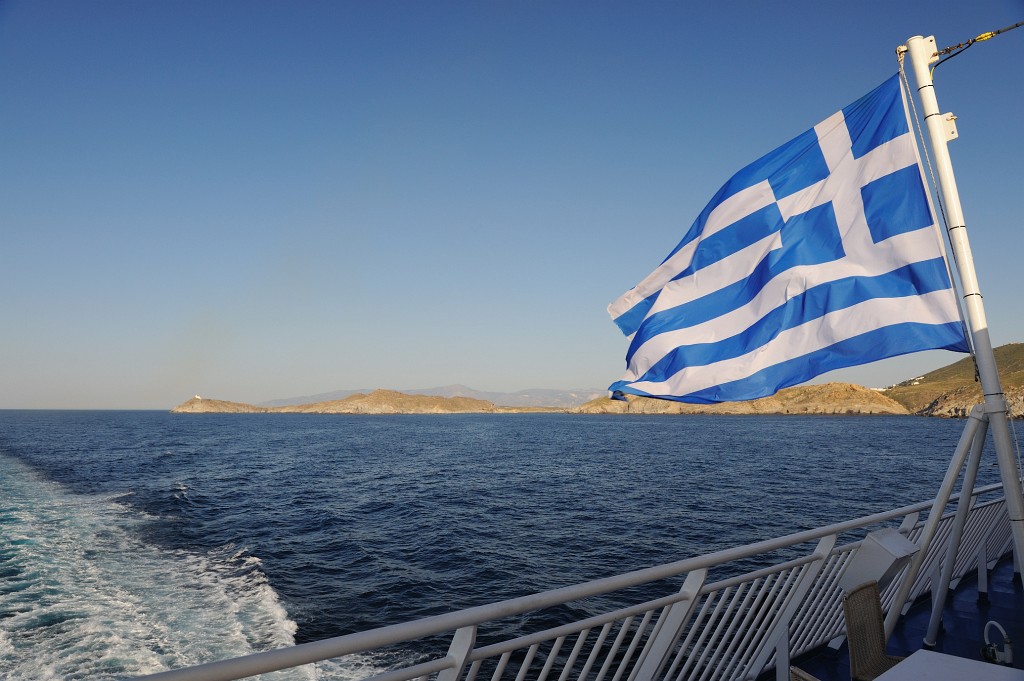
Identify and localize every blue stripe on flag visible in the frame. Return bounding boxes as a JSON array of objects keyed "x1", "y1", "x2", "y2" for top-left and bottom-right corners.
[
  {"x1": 625, "y1": 201, "x2": 846, "y2": 364},
  {"x1": 674, "y1": 203, "x2": 783, "y2": 280},
  {"x1": 612, "y1": 322, "x2": 969, "y2": 404},
  {"x1": 611, "y1": 291, "x2": 659, "y2": 336},
  {"x1": 625, "y1": 258, "x2": 960, "y2": 383},
  {"x1": 608, "y1": 74, "x2": 969, "y2": 403}
]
